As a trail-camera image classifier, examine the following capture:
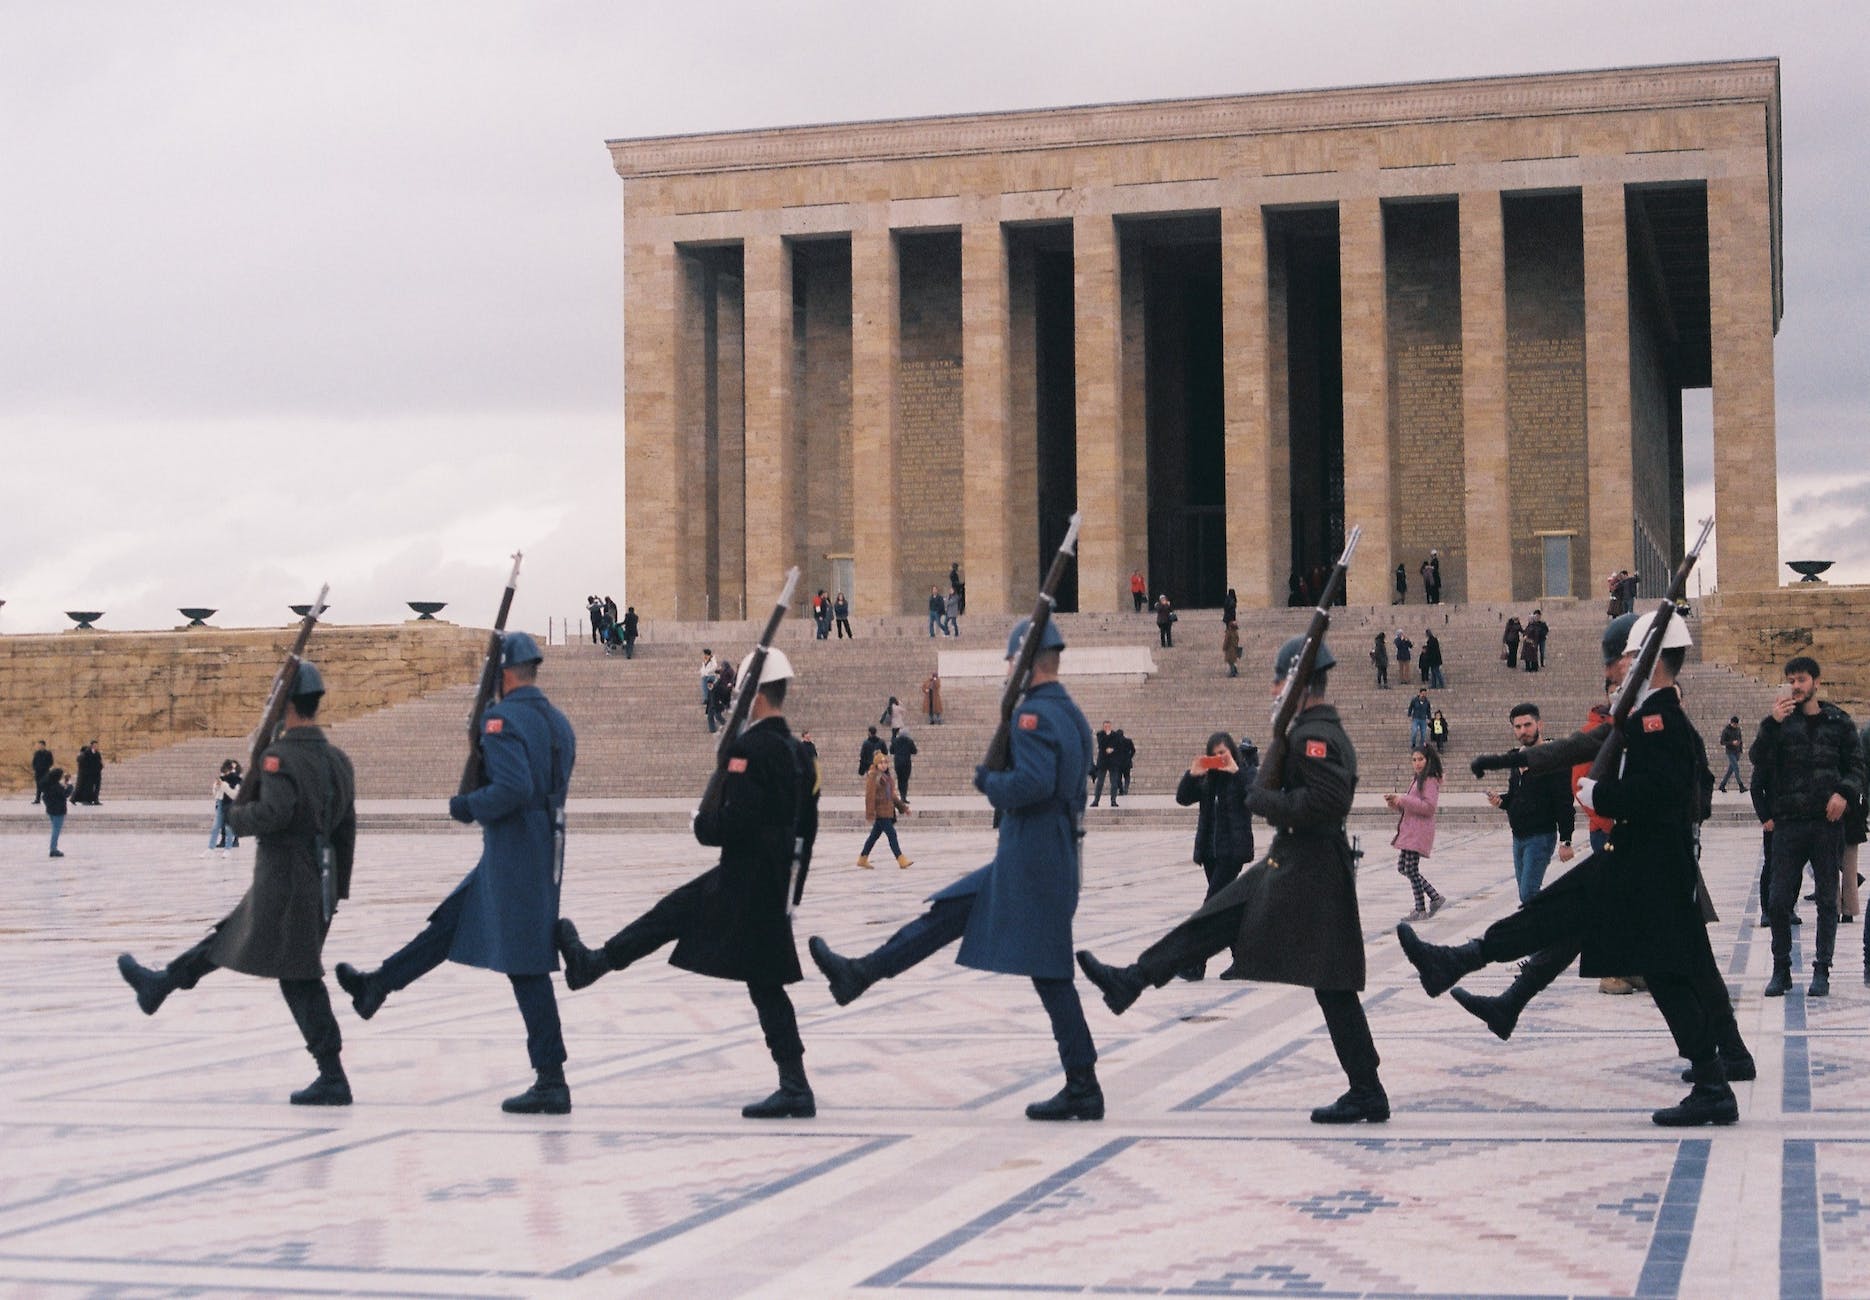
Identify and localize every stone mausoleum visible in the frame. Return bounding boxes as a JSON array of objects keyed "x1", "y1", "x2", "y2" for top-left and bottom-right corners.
[{"x1": 610, "y1": 60, "x2": 1781, "y2": 620}]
